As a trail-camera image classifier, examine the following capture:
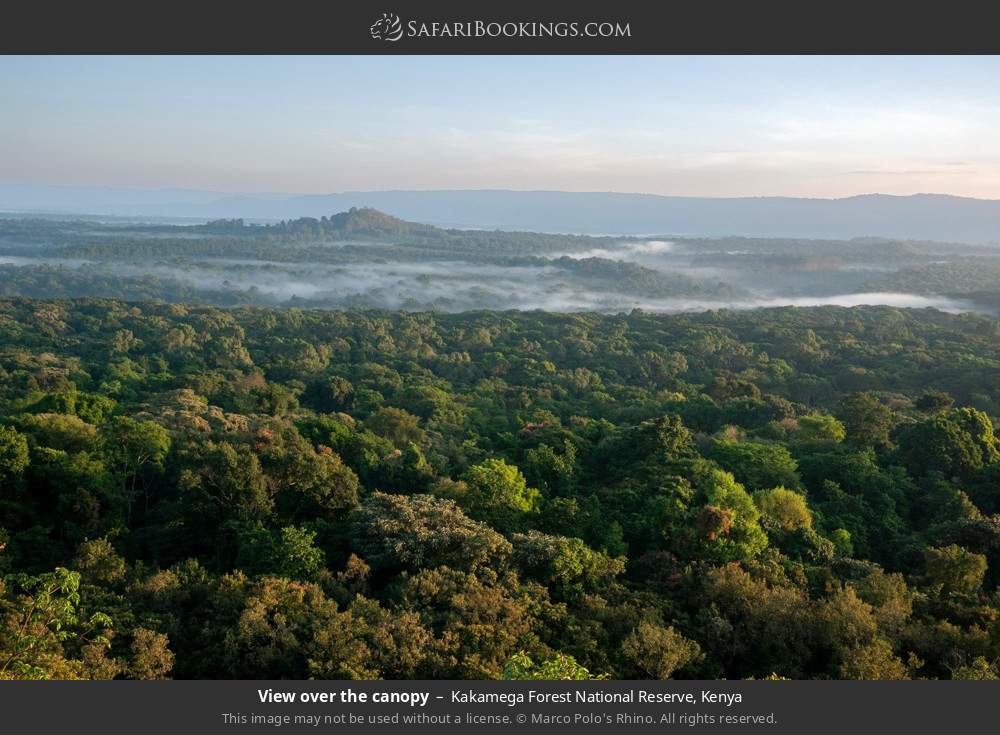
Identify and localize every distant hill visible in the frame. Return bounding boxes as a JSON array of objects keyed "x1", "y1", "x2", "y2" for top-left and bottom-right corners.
[
  {"x1": 206, "y1": 207, "x2": 443, "y2": 240},
  {"x1": 3, "y1": 185, "x2": 1000, "y2": 243},
  {"x1": 323, "y1": 206, "x2": 440, "y2": 239}
]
